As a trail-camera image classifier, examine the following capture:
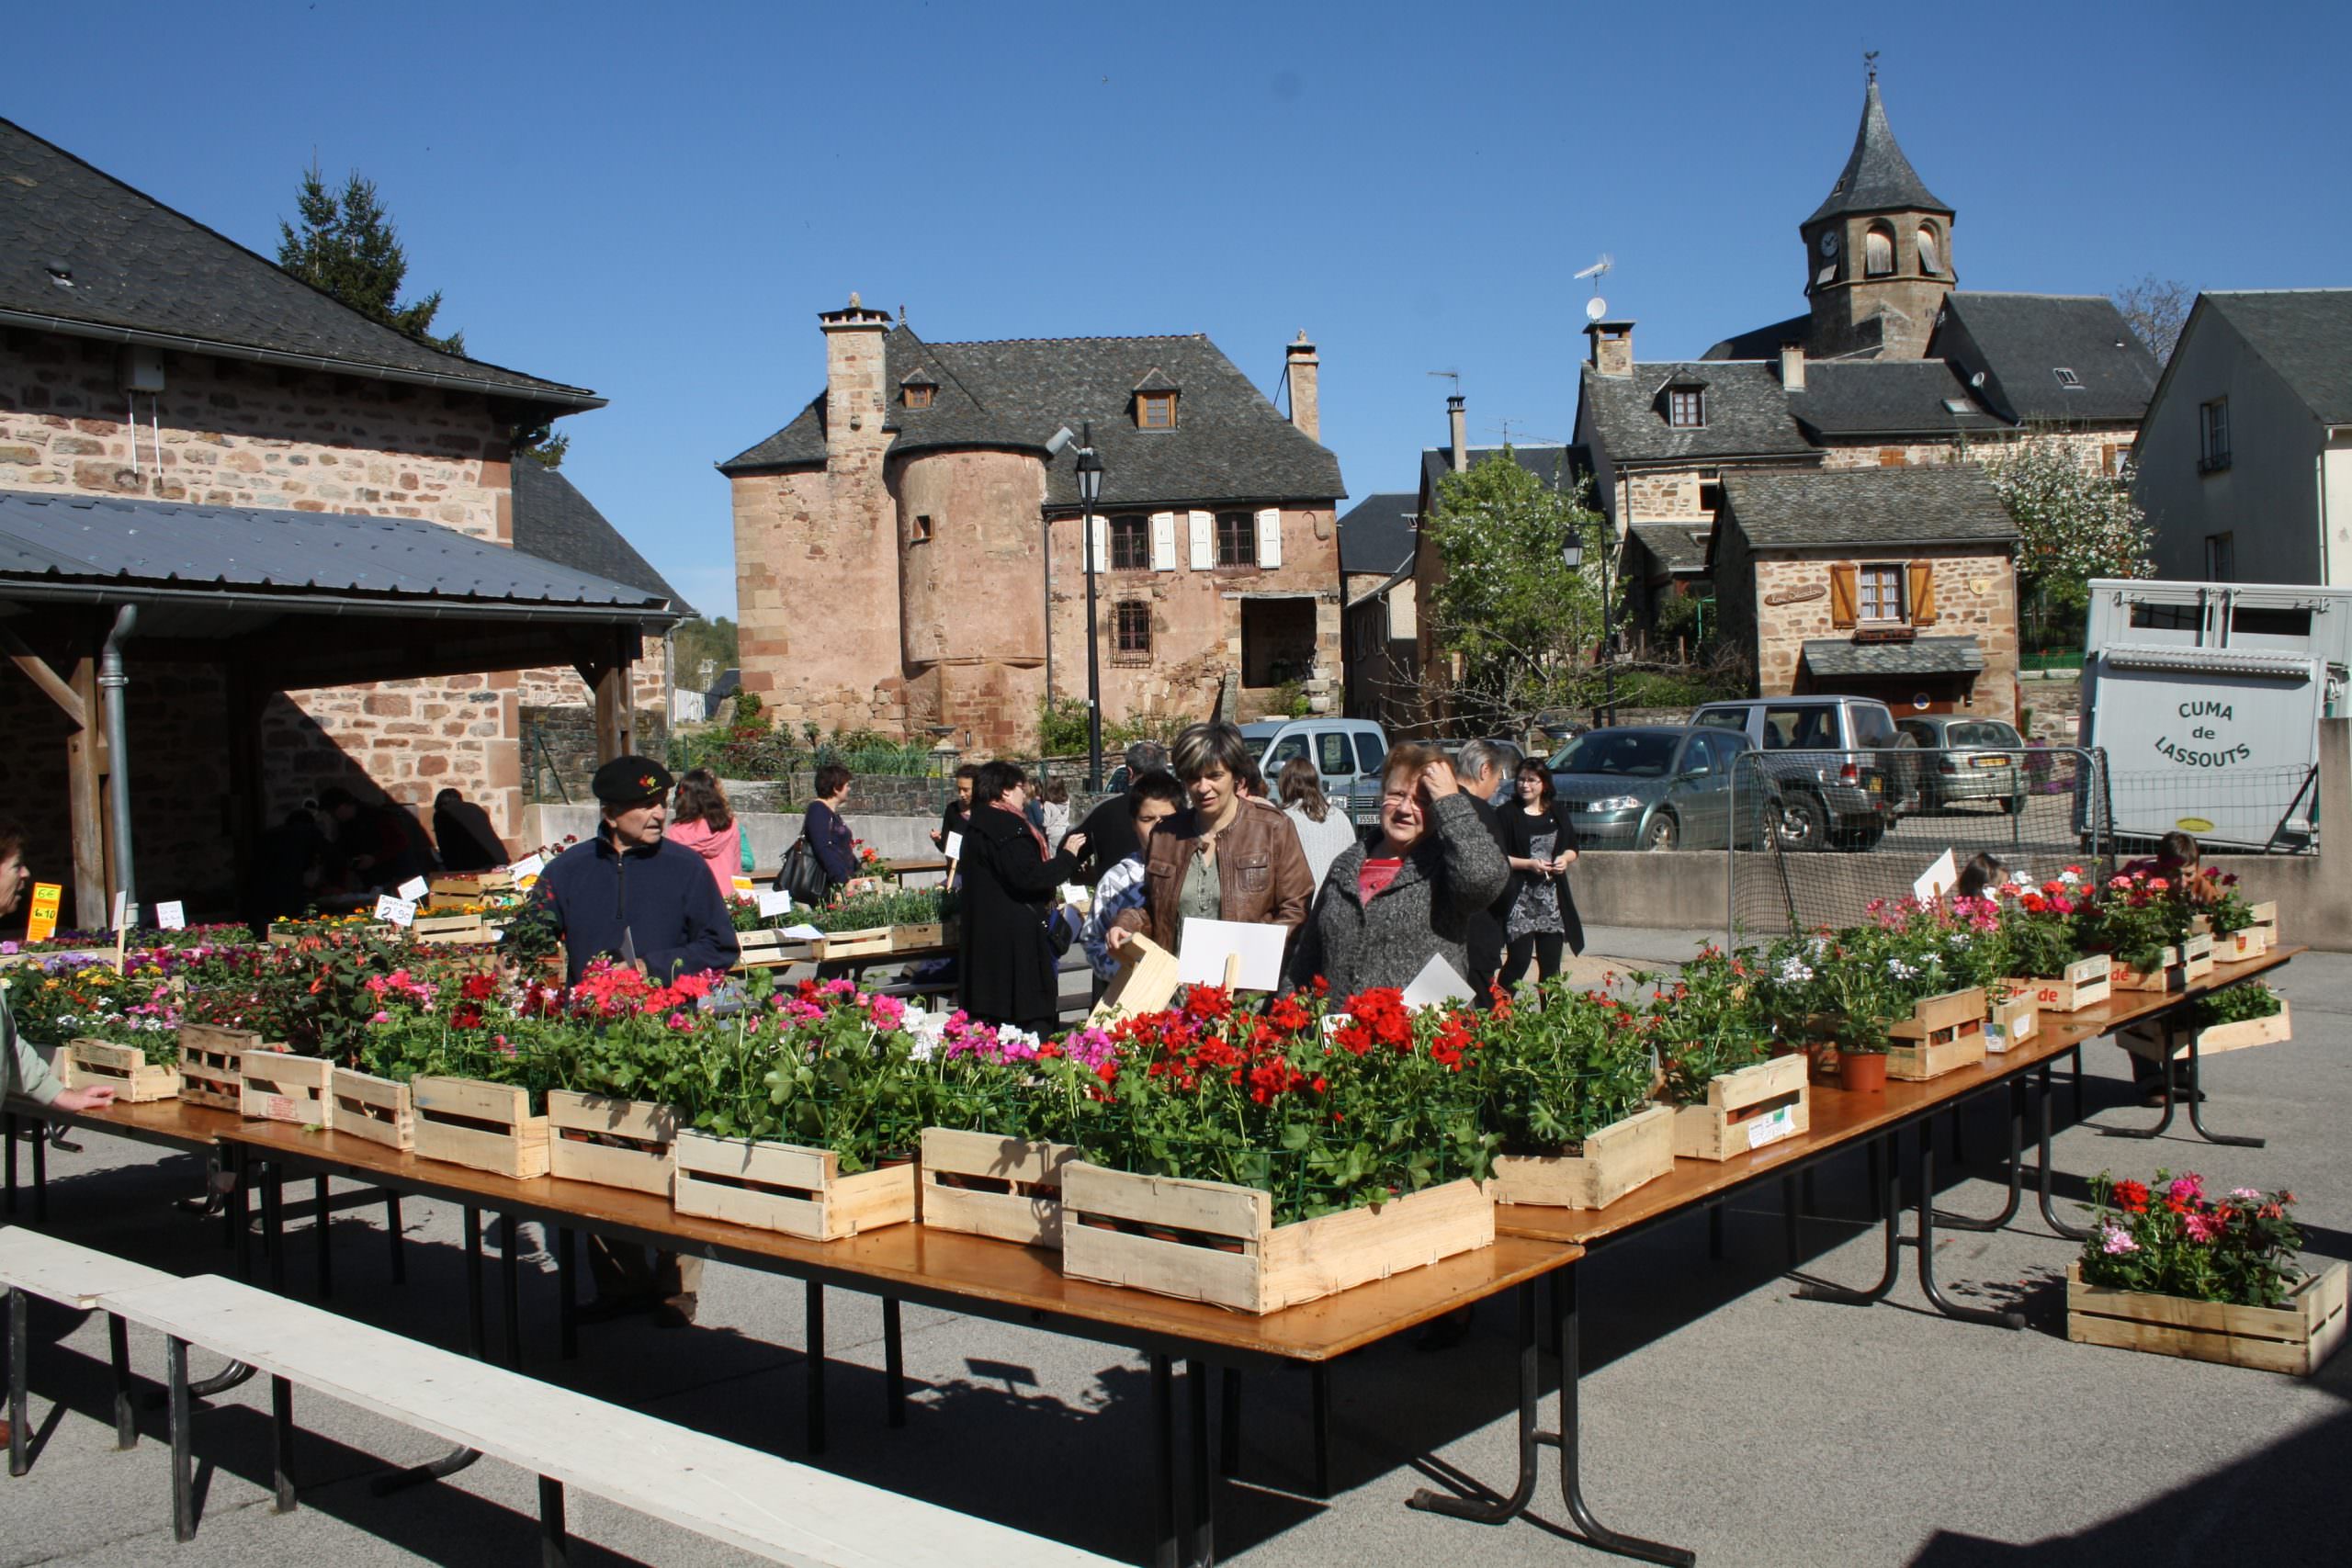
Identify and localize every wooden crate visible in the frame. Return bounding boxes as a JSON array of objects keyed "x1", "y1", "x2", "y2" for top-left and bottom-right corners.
[
  {"x1": 177, "y1": 1024, "x2": 259, "y2": 1111},
  {"x1": 1060, "y1": 1165, "x2": 1494, "y2": 1315},
  {"x1": 430, "y1": 870, "x2": 518, "y2": 899},
  {"x1": 919, "y1": 1126, "x2": 1078, "y2": 1248},
  {"x1": 1886, "y1": 987, "x2": 1988, "y2": 1081},
  {"x1": 61, "y1": 1038, "x2": 180, "y2": 1102},
  {"x1": 1984, "y1": 987, "x2": 2039, "y2": 1054},
  {"x1": 808, "y1": 927, "x2": 893, "y2": 961},
  {"x1": 239, "y1": 1049, "x2": 334, "y2": 1126},
  {"x1": 547, "y1": 1091, "x2": 679, "y2": 1197},
  {"x1": 2016, "y1": 954, "x2": 2113, "y2": 1014},
  {"x1": 412, "y1": 913, "x2": 502, "y2": 947},
  {"x1": 671, "y1": 1131, "x2": 917, "y2": 1241},
  {"x1": 734, "y1": 928, "x2": 805, "y2": 969},
  {"x1": 2180, "y1": 931, "x2": 2216, "y2": 984},
  {"x1": 891, "y1": 921, "x2": 945, "y2": 952},
  {"x1": 2245, "y1": 900, "x2": 2278, "y2": 948},
  {"x1": 1670, "y1": 1055, "x2": 1809, "y2": 1161},
  {"x1": 329, "y1": 1067, "x2": 414, "y2": 1151},
  {"x1": 2111, "y1": 946, "x2": 2185, "y2": 994},
  {"x1": 2222, "y1": 925, "x2": 2270, "y2": 961},
  {"x1": 1089, "y1": 933, "x2": 1181, "y2": 1026},
  {"x1": 1487, "y1": 1103, "x2": 1674, "y2": 1211},
  {"x1": 411, "y1": 1076, "x2": 550, "y2": 1179},
  {"x1": 2066, "y1": 1261, "x2": 2346, "y2": 1374},
  {"x1": 2120, "y1": 999, "x2": 2293, "y2": 1064}
]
